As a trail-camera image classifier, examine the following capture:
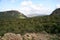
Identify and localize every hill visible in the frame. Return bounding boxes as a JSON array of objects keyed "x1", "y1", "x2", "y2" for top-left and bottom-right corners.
[
  {"x1": 0, "y1": 10, "x2": 26, "y2": 19},
  {"x1": 0, "y1": 8, "x2": 60, "y2": 36},
  {"x1": 51, "y1": 8, "x2": 60, "y2": 15}
]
